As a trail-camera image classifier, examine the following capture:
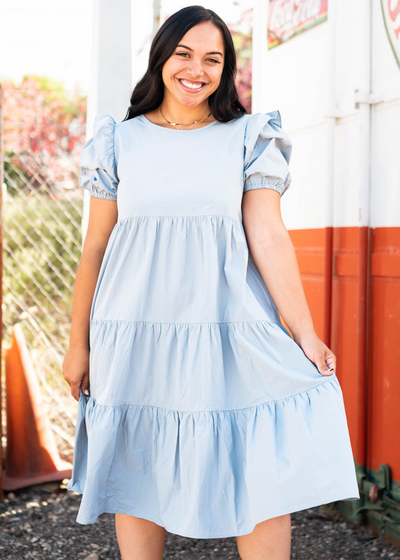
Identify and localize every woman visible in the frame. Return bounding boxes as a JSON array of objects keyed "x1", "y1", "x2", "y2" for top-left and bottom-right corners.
[{"x1": 63, "y1": 5, "x2": 359, "y2": 560}]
